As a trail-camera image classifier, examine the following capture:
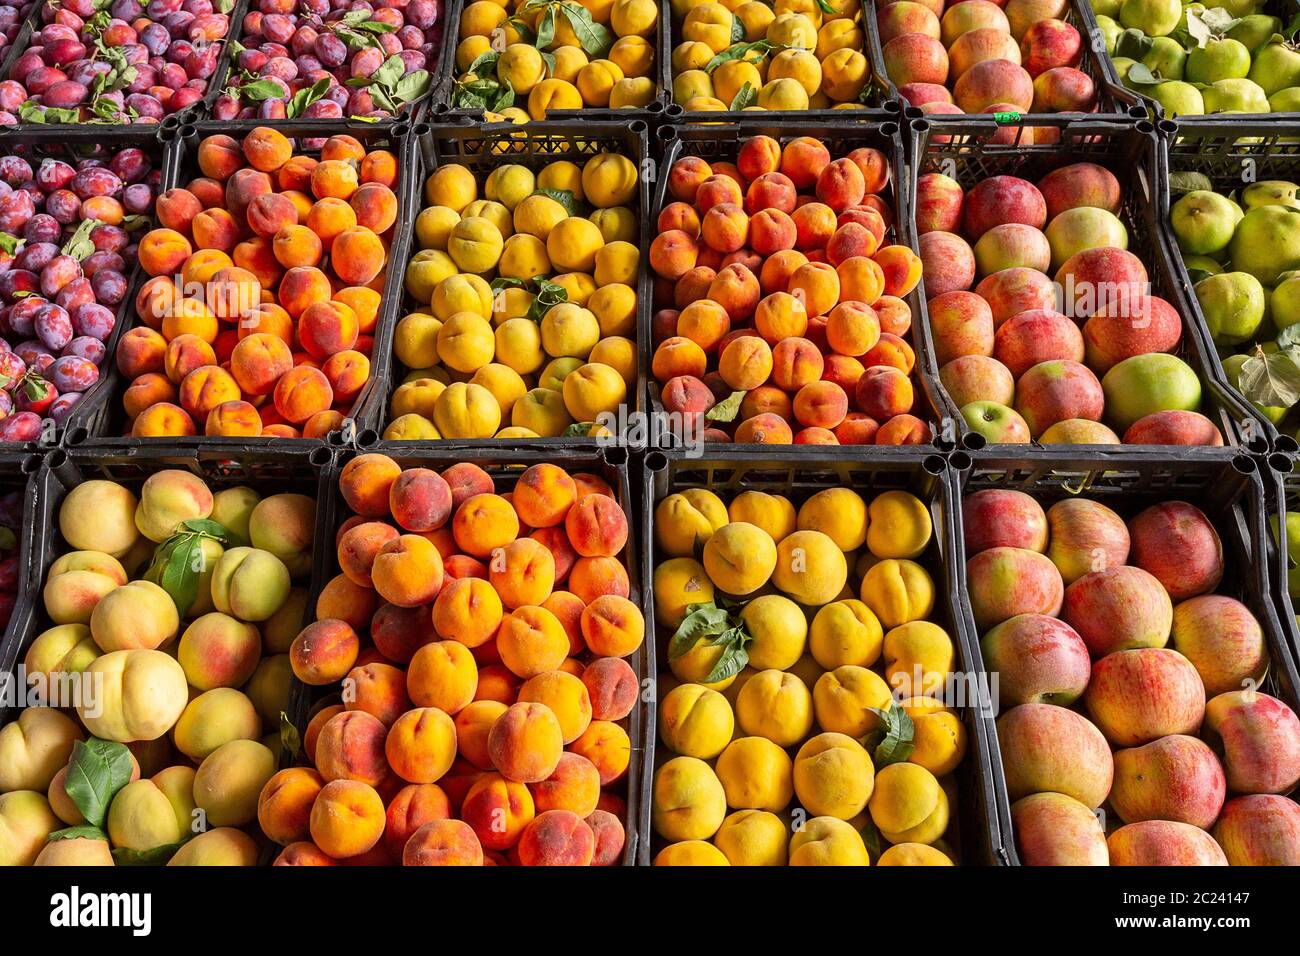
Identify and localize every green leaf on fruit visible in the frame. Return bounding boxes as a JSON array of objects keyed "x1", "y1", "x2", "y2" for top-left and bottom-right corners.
[
  {"x1": 559, "y1": 2, "x2": 613, "y2": 58},
  {"x1": 667, "y1": 602, "x2": 732, "y2": 661},
  {"x1": 1185, "y1": 267, "x2": 1215, "y2": 284},
  {"x1": 143, "y1": 521, "x2": 228, "y2": 617},
  {"x1": 48, "y1": 825, "x2": 108, "y2": 842},
  {"x1": 729, "y1": 81, "x2": 758, "y2": 110},
  {"x1": 533, "y1": 187, "x2": 580, "y2": 216},
  {"x1": 705, "y1": 390, "x2": 746, "y2": 423},
  {"x1": 373, "y1": 54, "x2": 405, "y2": 89},
  {"x1": 701, "y1": 626, "x2": 751, "y2": 684},
  {"x1": 287, "y1": 77, "x2": 333, "y2": 118},
  {"x1": 63, "y1": 219, "x2": 104, "y2": 261},
  {"x1": 1115, "y1": 28, "x2": 1155, "y2": 60},
  {"x1": 535, "y1": 4, "x2": 557, "y2": 50},
  {"x1": 1238, "y1": 346, "x2": 1300, "y2": 407},
  {"x1": 112, "y1": 843, "x2": 183, "y2": 866},
  {"x1": 1198, "y1": 7, "x2": 1240, "y2": 38},
  {"x1": 814, "y1": 0, "x2": 837, "y2": 14},
  {"x1": 1278, "y1": 324, "x2": 1300, "y2": 351},
  {"x1": 64, "y1": 738, "x2": 134, "y2": 830},
  {"x1": 0, "y1": 233, "x2": 22, "y2": 257},
  {"x1": 1185, "y1": 10, "x2": 1214, "y2": 47},
  {"x1": 1123, "y1": 63, "x2": 1163, "y2": 87},
  {"x1": 491, "y1": 276, "x2": 527, "y2": 291},
  {"x1": 859, "y1": 818, "x2": 883, "y2": 861},
  {"x1": 1168, "y1": 170, "x2": 1214, "y2": 194},
  {"x1": 863, "y1": 706, "x2": 916, "y2": 767},
  {"x1": 466, "y1": 50, "x2": 502, "y2": 79},
  {"x1": 526, "y1": 276, "x2": 569, "y2": 323},
  {"x1": 280, "y1": 712, "x2": 302, "y2": 759},
  {"x1": 706, "y1": 40, "x2": 777, "y2": 72},
  {"x1": 563, "y1": 421, "x2": 598, "y2": 437},
  {"x1": 730, "y1": 14, "x2": 746, "y2": 44},
  {"x1": 238, "y1": 79, "x2": 288, "y2": 103}
]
